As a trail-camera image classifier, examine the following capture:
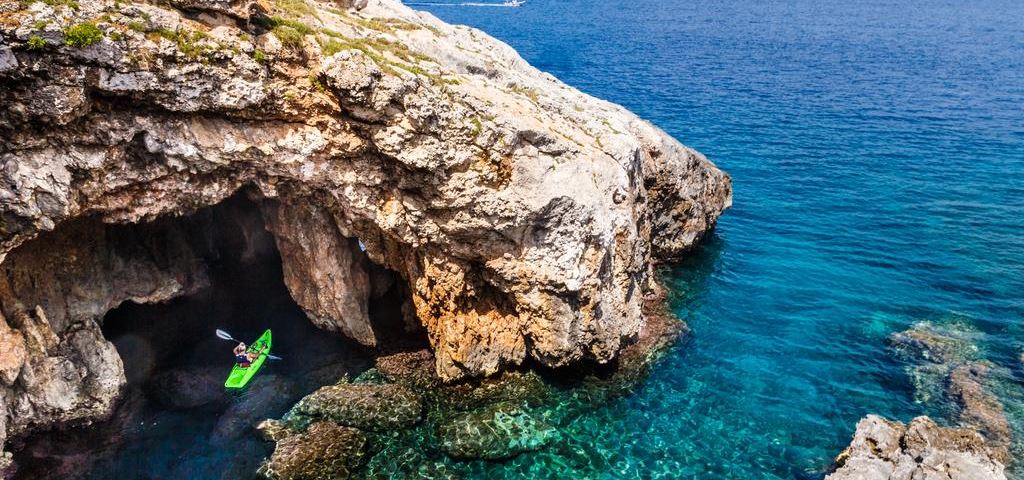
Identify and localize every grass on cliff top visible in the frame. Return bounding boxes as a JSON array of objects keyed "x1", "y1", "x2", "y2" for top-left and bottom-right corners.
[
  {"x1": 317, "y1": 34, "x2": 457, "y2": 86},
  {"x1": 509, "y1": 84, "x2": 541, "y2": 104},
  {"x1": 19, "y1": 0, "x2": 79, "y2": 9},
  {"x1": 274, "y1": 0, "x2": 318, "y2": 19},
  {"x1": 146, "y1": 28, "x2": 212, "y2": 60},
  {"x1": 254, "y1": 16, "x2": 314, "y2": 48},
  {"x1": 63, "y1": 22, "x2": 103, "y2": 47}
]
